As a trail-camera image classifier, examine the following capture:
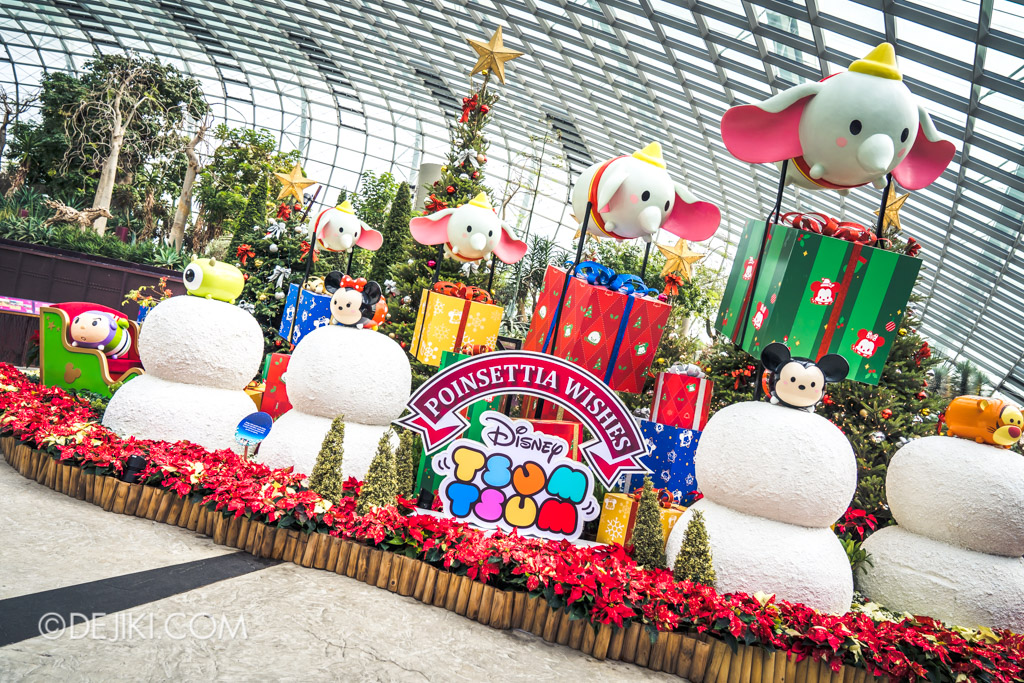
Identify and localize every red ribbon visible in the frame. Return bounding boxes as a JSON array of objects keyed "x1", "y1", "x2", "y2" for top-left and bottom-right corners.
[
  {"x1": 459, "y1": 342, "x2": 493, "y2": 356},
  {"x1": 459, "y1": 94, "x2": 479, "y2": 123},
  {"x1": 780, "y1": 212, "x2": 881, "y2": 246},
  {"x1": 340, "y1": 275, "x2": 367, "y2": 292},
  {"x1": 433, "y1": 281, "x2": 493, "y2": 305},
  {"x1": 236, "y1": 243, "x2": 255, "y2": 265},
  {"x1": 425, "y1": 193, "x2": 448, "y2": 214},
  {"x1": 905, "y1": 237, "x2": 922, "y2": 257},
  {"x1": 276, "y1": 203, "x2": 292, "y2": 220},
  {"x1": 299, "y1": 241, "x2": 319, "y2": 263},
  {"x1": 631, "y1": 488, "x2": 675, "y2": 509},
  {"x1": 663, "y1": 273, "x2": 683, "y2": 296}
]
